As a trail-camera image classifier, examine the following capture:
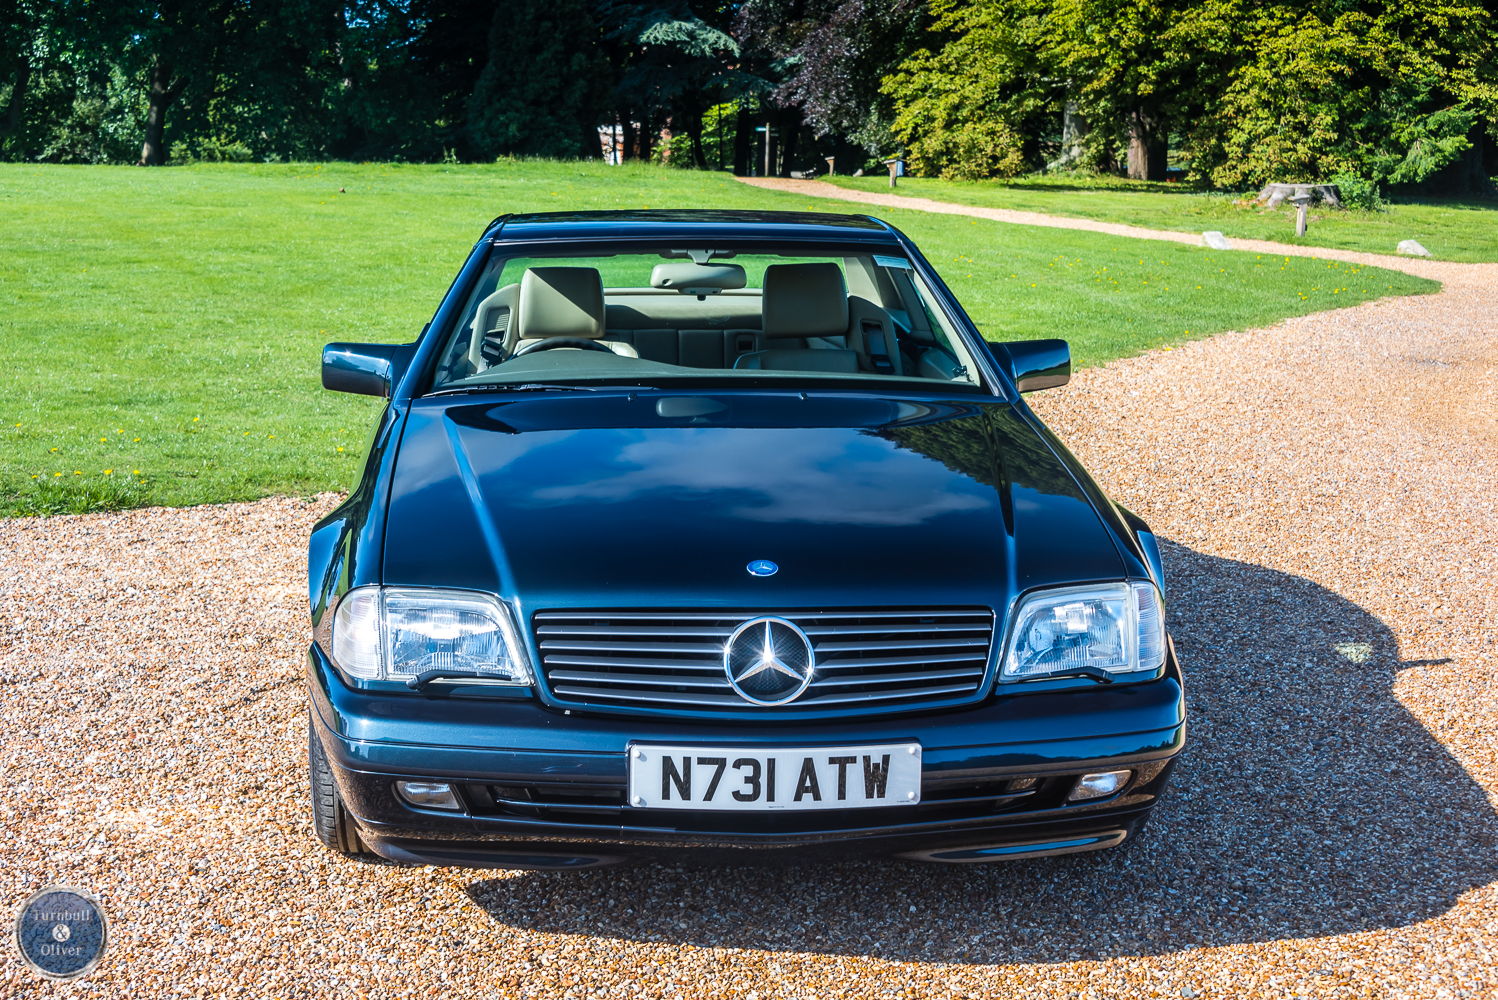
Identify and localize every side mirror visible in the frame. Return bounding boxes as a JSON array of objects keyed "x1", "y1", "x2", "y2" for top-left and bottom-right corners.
[
  {"x1": 986, "y1": 339, "x2": 1070, "y2": 393},
  {"x1": 322, "y1": 342, "x2": 415, "y2": 397}
]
